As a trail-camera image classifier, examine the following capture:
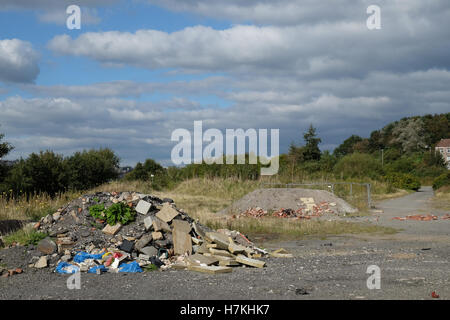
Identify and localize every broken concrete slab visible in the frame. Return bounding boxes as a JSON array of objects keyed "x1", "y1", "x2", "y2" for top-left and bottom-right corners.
[
  {"x1": 156, "y1": 203, "x2": 179, "y2": 223},
  {"x1": 143, "y1": 216, "x2": 153, "y2": 231},
  {"x1": 173, "y1": 229, "x2": 192, "y2": 255},
  {"x1": 135, "y1": 234, "x2": 152, "y2": 252},
  {"x1": 209, "y1": 248, "x2": 235, "y2": 258},
  {"x1": 140, "y1": 246, "x2": 158, "y2": 257},
  {"x1": 228, "y1": 242, "x2": 246, "y2": 255},
  {"x1": 196, "y1": 243, "x2": 210, "y2": 254},
  {"x1": 218, "y1": 260, "x2": 240, "y2": 267},
  {"x1": 152, "y1": 231, "x2": 163, "y2": 241},
  {"x1": 102, "y1": 223, "x2": 122, "y2": 235},
  {"x1": 136, "y1": 200, "x2": 152, "y2": 215},
  {"x1": 35, "y1": 256, "x2": 48, "y2": 269},
  {"x1": 192, "y1": 222, "x2": 207, "y2": 238},
  {"x1": 236, "y1": 254, "x2": 266, "y2": 268},
  {"x1": 205, "y1": 232, "x2": 230, "y2": 250},
  {"x1": 187, "y1": 265, "x2": 232, "y2": 274},
  {"x1": 186, "y1": 253, "x2": 219, "y2": 266},
  {"x1": 152, "y1": 217, "x2": 171, "y2": 233},
  {"x1": 172, "y1": 219, "x2": 191, "y2": 233}
]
